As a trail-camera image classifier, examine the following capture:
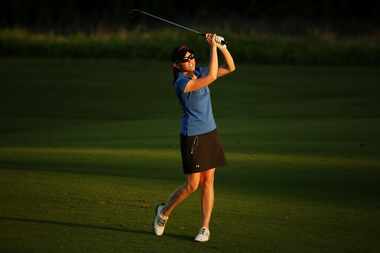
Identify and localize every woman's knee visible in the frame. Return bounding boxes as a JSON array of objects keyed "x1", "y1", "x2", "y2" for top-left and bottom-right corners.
[
  {"x1": 184, "y1": 181, "x2": 199, "y2": 193},
  {"x1": 200, "y1": 169, "x2": 215, "y2": 188},
  {"x1": 184, "y1": 174, "x2": 200, "y2": 193}
]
